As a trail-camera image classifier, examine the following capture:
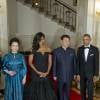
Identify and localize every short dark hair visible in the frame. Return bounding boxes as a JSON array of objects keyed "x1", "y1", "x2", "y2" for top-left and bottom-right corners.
[
  {"x1": 83, "y1": 34, "x2": 91, "y2": 38},
  {"x1": 61, "y1": 35, "x2": 70, "y2": 40},
  {"x1": 9, "y1": 37, "x2": 20, "y2": 46}
]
